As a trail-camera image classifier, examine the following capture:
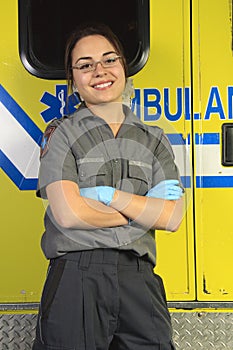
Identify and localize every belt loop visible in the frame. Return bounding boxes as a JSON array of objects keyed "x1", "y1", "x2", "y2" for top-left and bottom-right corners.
[
  {"x1": 137, "y1": 257, "x2": 144, "y2": 272},
  {"x1": 79, "y1": 251, "x2": 92, "y2": 270}
]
